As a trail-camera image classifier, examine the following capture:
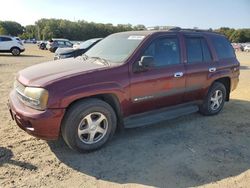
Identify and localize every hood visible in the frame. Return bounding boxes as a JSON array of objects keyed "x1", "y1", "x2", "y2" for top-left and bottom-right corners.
[
  {"x1": 55, "y1": 47, "x2": 76, "y2": 55},
  {"x1": 18, "y1": 57, "x2": 107, "y2": 86}
]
